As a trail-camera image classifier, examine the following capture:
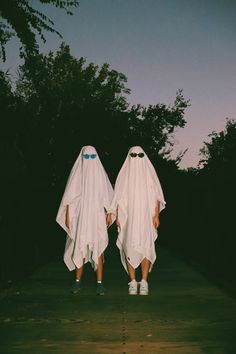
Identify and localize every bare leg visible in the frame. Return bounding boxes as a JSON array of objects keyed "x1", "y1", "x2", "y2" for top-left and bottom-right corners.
[
  {"x1": 141, "y1": 258, "x2": 151, "y2": 281},
  {"x1": 96, "y1": 255, "x2": 103, "y2": 282},
  {"x1": 126, "y1": 259, "x2": 136, "y2": 281},
  {"x1": 75, "y1": 265, "x2": 83, "y2": 281}
]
